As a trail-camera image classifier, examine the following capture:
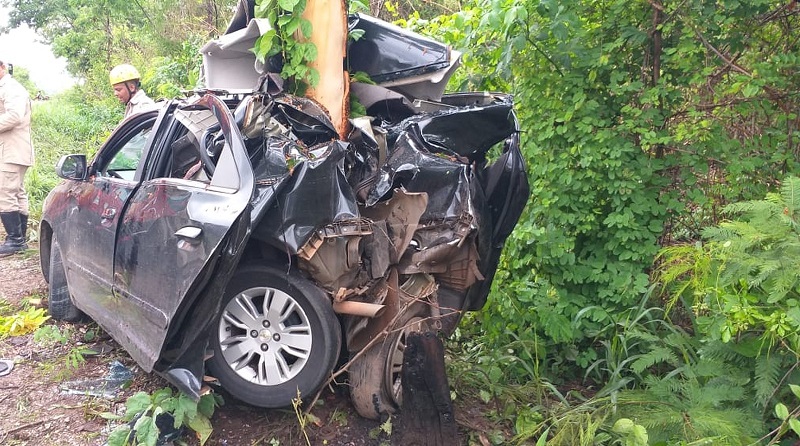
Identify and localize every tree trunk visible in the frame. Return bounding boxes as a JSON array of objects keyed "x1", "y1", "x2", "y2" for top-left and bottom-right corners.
[
  {"x1": 301, "y1": 0, "x2": 349, "y2": 138},
  {"x1": 392, "y1": 332, "x2": 459, "y2": 446}
]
